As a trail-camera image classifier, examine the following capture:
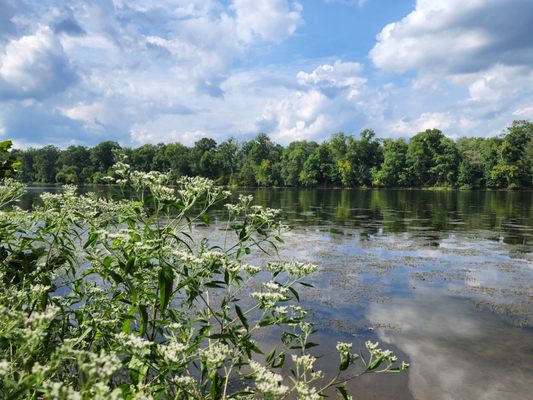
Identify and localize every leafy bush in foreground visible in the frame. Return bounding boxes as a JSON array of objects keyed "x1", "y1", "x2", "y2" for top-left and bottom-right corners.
[{"x1": 0, "y1": 159, "x2": 408, "y2": 399}]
